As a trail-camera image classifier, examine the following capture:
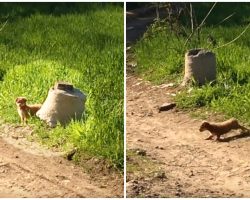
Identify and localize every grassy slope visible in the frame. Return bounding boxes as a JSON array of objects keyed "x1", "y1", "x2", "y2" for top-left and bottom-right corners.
[
  {"x1": 0, "y1": 3, "x2": 124, "y2": 168},
  {"x1": 134, "y1": 2, "x2": 250, "y2": 125}
]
